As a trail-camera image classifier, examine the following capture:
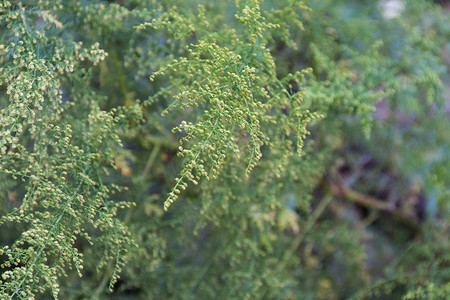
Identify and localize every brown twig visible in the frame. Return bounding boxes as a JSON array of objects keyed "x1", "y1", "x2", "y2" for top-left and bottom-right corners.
[{"x1": 326, "y1": 178, "x2": 419, "y2": 228}]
